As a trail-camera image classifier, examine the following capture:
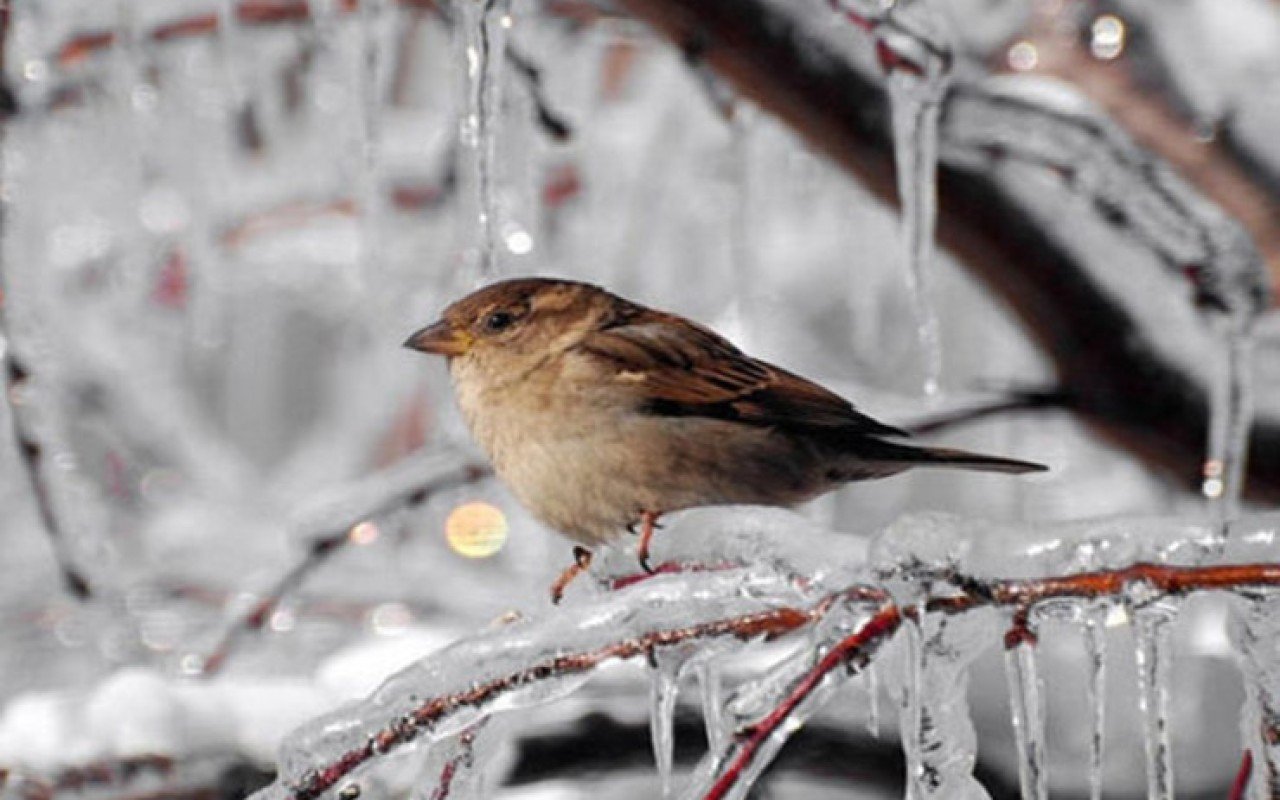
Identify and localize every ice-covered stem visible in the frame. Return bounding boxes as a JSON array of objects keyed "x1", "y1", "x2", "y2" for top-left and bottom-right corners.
[
  {"x1": 0, "y1": 353, "x2": 92, "y2": 598},
  {"x1": 0, "y1": 17, "x2": 90, "y2": 599},
  {"x1": 693, "y1": 562, "x2": 1280, "y2": 799},
  {"x1": 259, "y1": 550, "x2": 1280, "y2": 800},
  {"x1": 611, "y1": 0, "x2": 1280, "y2": 500},
  {"x1": 265, "y1": 593, "x2": 817, "y2": 800},
  {"x1": 197, "y1": 454, "x2": 489, "y2": 676}
]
